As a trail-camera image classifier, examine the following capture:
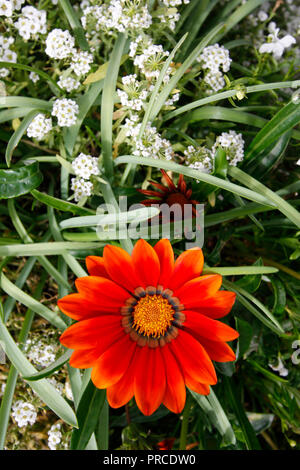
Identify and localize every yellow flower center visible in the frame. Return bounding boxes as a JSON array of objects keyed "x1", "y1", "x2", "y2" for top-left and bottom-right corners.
[{"x1": 132, "y1": 294, "x2": 175, "y2": 338}]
